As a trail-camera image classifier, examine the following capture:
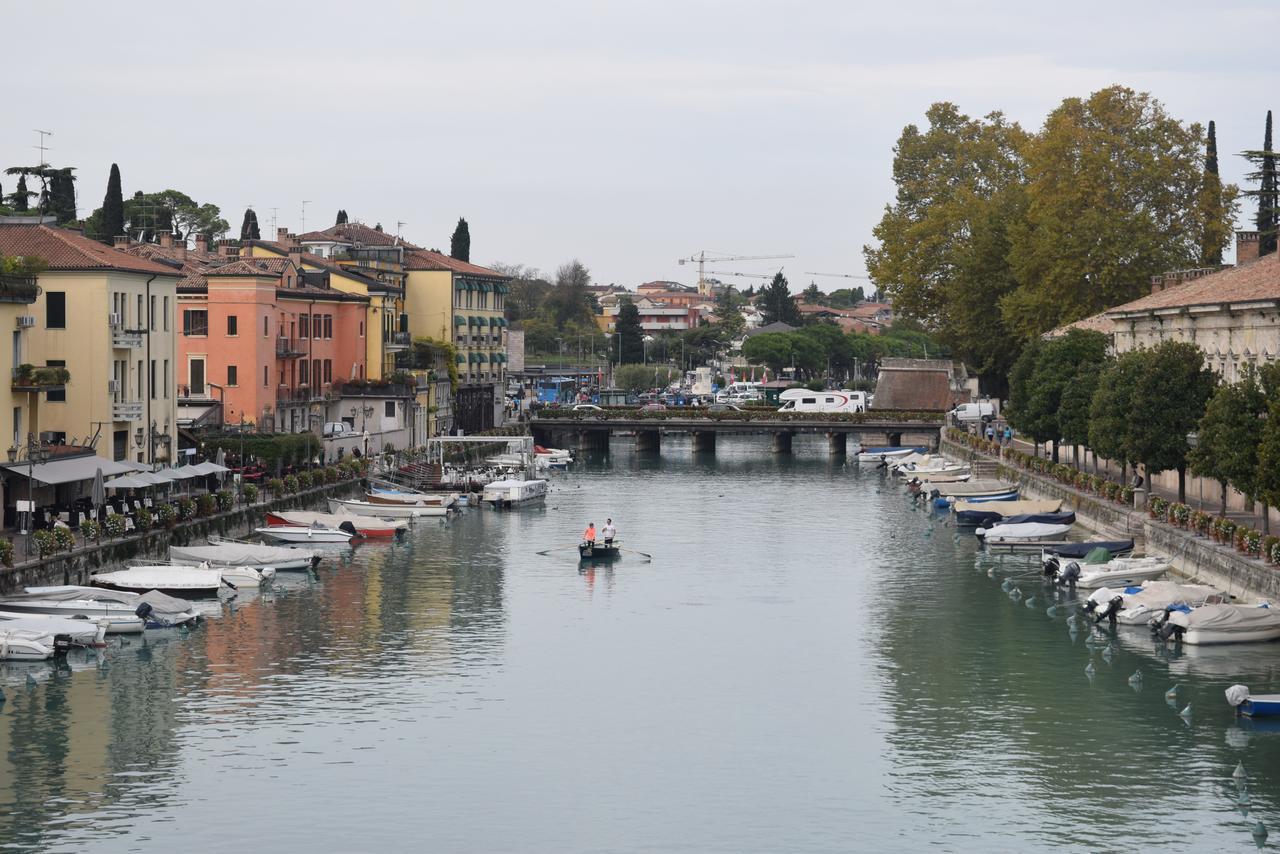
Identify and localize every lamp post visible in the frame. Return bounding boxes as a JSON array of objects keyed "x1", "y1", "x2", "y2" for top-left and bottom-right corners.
[
  {"x1": 1187, "y1": 431, "x2": 1202, "y2": 511},
  {"x1": 16, "y1": 434, "x2": 51, "y2": 555}
]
